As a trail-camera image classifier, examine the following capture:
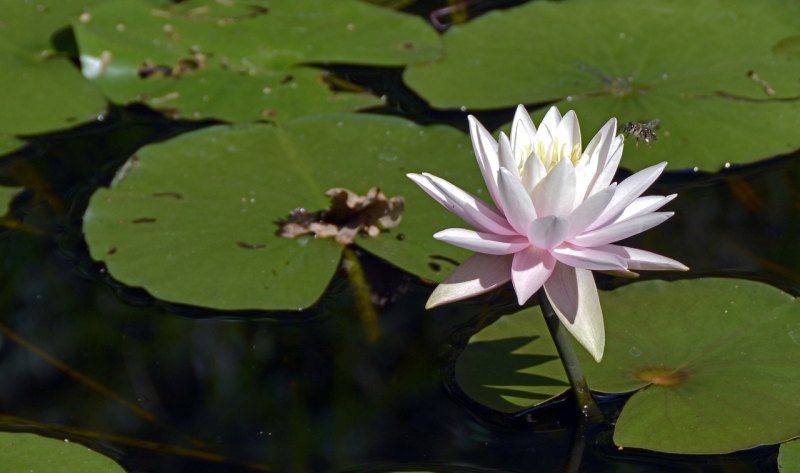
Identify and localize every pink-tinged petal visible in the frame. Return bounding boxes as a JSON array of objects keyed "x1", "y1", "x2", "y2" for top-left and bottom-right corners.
[
  {"x1": 497, "y1": 132, "x2": 516, "y2": 174},
  {"x1": 468, "y1": 115, "x2": 503, "y2": 211},
  {"x1": 573, "y1": 211, "x2": 674, "y2": 247},
  {"x1": 552, "y1": 244, "x2": 627, "y2": 271},
  {"x1": 434, "y1": 228, "x2": 530, "y2": 255},
  {"x1": 527, "y1": 215, "x2": 568, "y2": 250},
  {"x1": 407, "y1": 173, "x2": 516, "y2": 236},
  {"x1": 609, "y1": 194, "x2": 676, "y2": 224},
  {"x1": 587, "y1": 161, "x2": 667, "y2": 231},
  {"x1": 599, "y1": 244, "x2": 689, "y2": 271},
  {"x1": 426, "y1": 253, "x2": 512, "y2": 309},
  {"x1": 521, "y1": 150, "x2": 547, "y2": 191},
  {"x1": 532, "y1": 156, "x2": 577, "y2": 217},
  {"x1": 497, "y1": 167, "x2": 536, "y2": 234},
  {"x1": 555, "y1": 110, "x2": 581, "y2": 158},
  {"x1": 511, "y1": 246, "x2": 555, "y2": 305},
  {"x1": 565, "y1": 184, "x2": 617, "y2": 239},
  {"x1": 510, "y1": 105, "x2": 536, "y2": 167},
  {"x1": 544, "y1": 264, "x2": 605, "y2": 362}
]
